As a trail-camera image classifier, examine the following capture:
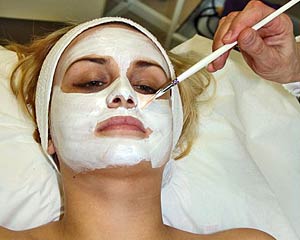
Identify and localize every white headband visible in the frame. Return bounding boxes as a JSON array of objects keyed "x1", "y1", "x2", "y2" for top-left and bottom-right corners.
[{"x1": 36, "y1": 17, "x2": 183, "y2": 171}]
